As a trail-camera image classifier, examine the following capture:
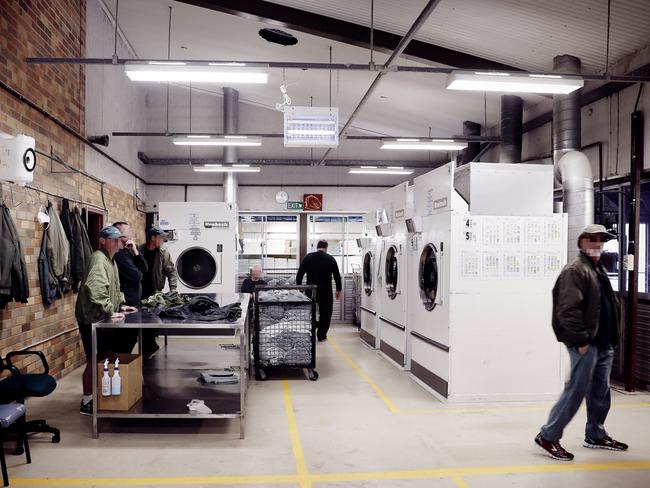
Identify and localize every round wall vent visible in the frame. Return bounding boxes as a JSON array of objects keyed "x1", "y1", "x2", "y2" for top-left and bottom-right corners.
[{"x1": 259, "y1": 28, "x2": 298, "y2": 46}]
